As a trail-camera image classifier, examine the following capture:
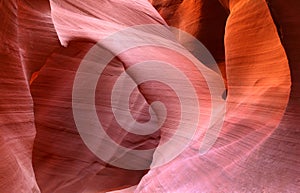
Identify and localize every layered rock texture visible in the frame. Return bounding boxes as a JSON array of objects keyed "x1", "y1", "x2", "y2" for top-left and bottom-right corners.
[{"x1": 0, "y1": 0, "x2": 299, "y2": 192}]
